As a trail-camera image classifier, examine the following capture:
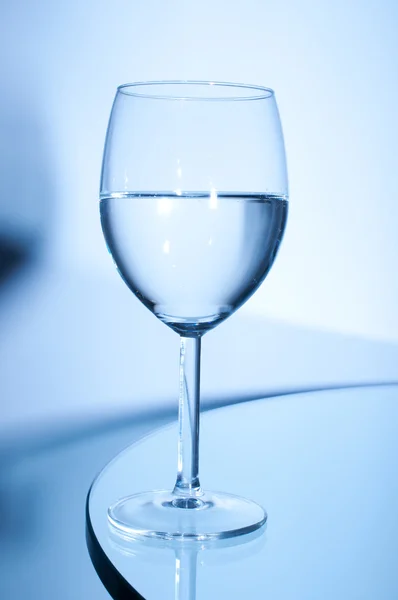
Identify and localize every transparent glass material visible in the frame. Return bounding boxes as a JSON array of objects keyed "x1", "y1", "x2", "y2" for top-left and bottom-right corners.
[{"x1": 100, "y1": 81, "x2": 288, "y2": 541}]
